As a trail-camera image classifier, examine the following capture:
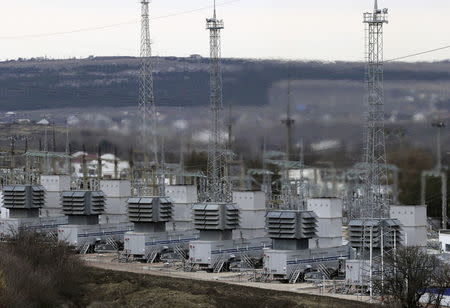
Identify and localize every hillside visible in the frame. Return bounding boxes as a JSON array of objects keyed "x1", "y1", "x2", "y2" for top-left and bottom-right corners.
[{"x1": 0, "y1": 56, "x2": 449, "y2": 119}]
